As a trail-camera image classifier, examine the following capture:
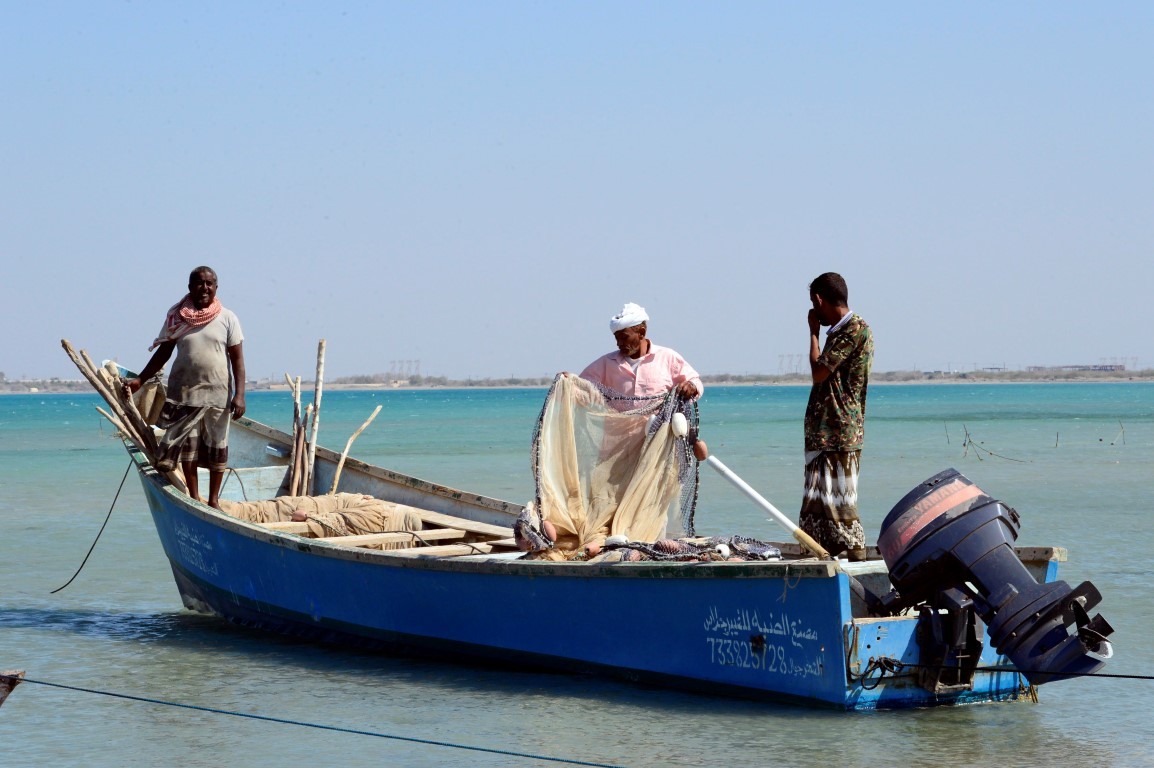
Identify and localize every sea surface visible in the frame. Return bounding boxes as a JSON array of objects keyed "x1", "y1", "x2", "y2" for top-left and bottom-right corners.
[{"x1": 2, "y1": 382, "x2": 1152, "y2": 767}]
